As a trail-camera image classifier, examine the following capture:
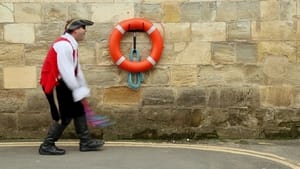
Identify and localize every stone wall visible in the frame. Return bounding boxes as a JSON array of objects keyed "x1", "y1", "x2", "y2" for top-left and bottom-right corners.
[{"x1": 0, "y1": 0, "x2": 300, "y2": 140}]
